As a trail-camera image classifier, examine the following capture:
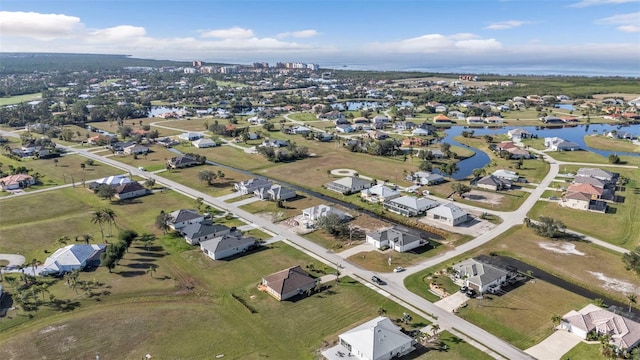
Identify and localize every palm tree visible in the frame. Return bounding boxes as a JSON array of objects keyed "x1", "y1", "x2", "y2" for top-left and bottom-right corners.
[
  {"x1": 551, "y1": 314, "x2": 562, "y2": 329},
  {"x1": 101, "y1": 208, "x2": 117, "y2": 237},
  {"x1": 430, "y1": 324, "x2": 441, "y2": 338},
  {"x1": 146, "y1": 264, "x2": 158, "y2": 278},
  {"x1": 139, "y1": 233, "x2": 156, "y2": 250},
  {"x1": 80, "y1": 234, "x2": 93, "y2": 244},
  {"x1": 56, "y1": 236, "x2": 70, "y2": 246},
  {"x1": 628, "y1": 294, "x2": 637, "y2": 313},
  {"x1": 91, "y1": 211, "x2": 106, "y2": 241}
]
